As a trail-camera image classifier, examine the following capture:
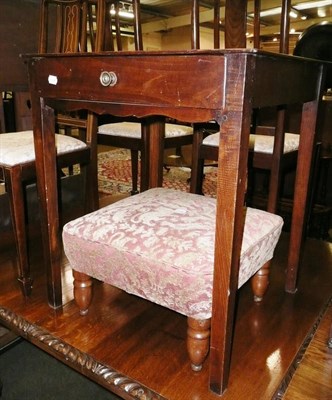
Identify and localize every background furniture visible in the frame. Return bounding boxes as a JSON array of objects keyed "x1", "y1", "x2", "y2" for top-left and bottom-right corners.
[
  {"x1": 96, "y1": 0, "x2": 194, "y2": 194},
  {"x1": 0, "y1": 0, "x2": 99, "y2": 297},
  {"x1": 190, "y1": 126, "x2": 299, "y2": 205},
  {"x1": 293, "y1": 22, "x2": 332, "y2": 238},
  {"x1": 0, "y1": 0, "x2": 40, "y2": 132},
  {"x1": 98, "y1": 121, "x2": 193, "y2": 193},
  {"x1": 190, "y1": 0, "x2": 300, "y2": 218},
  {"x1": 0, "y1": 131, "x2": 90, "y2": 296}
]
